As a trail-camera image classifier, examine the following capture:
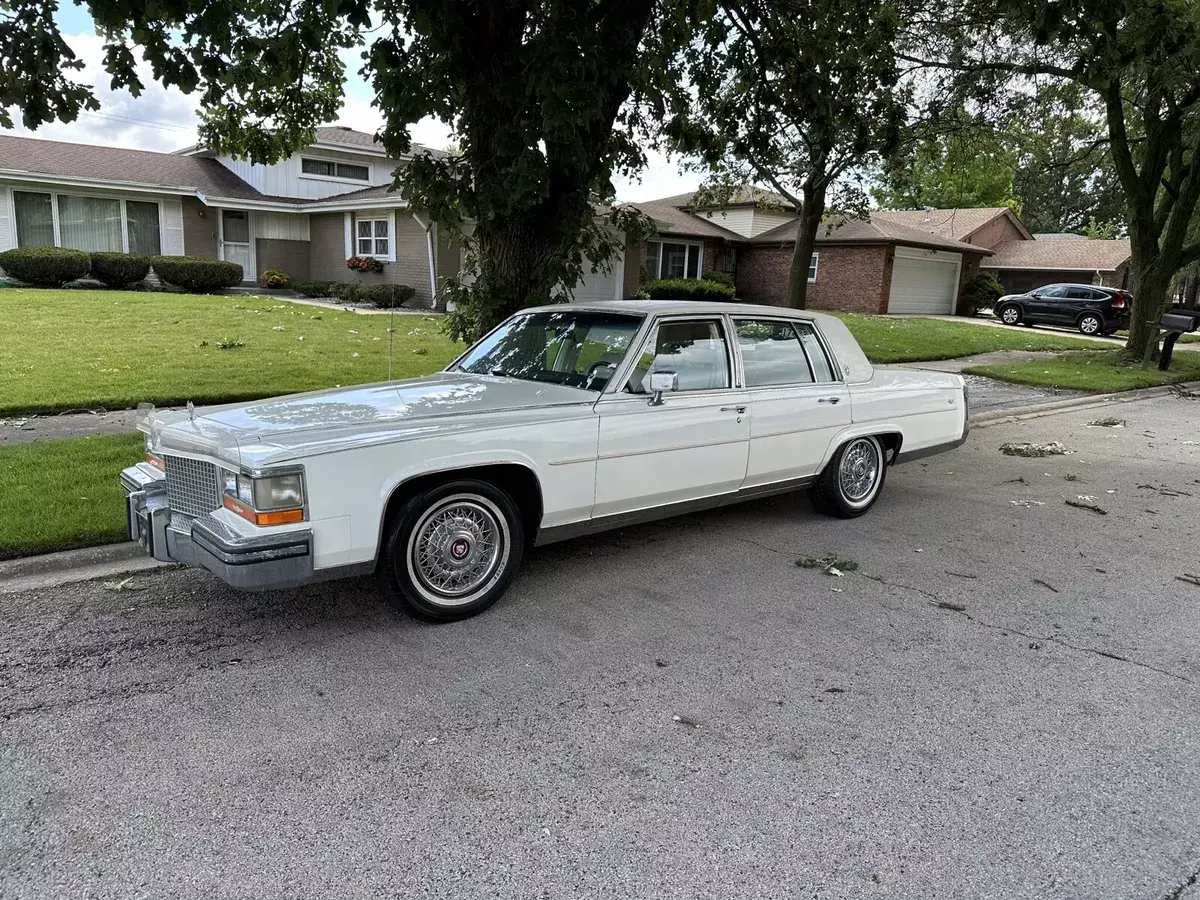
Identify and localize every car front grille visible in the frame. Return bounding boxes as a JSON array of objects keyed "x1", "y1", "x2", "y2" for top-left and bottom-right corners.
[{"x1": 163, "y1": 455, "x2": 222, "y2": 518}]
